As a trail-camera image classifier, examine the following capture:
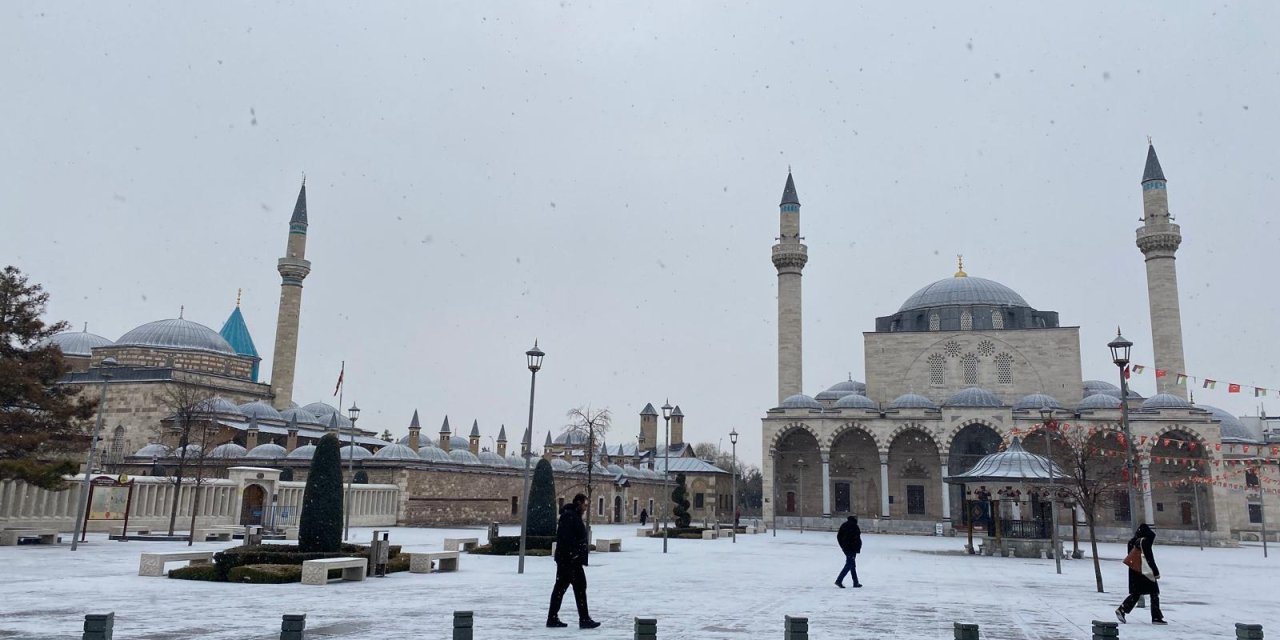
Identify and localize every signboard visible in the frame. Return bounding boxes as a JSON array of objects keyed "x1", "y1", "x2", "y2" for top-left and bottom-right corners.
[
  {"x1": 88, "y1": 476, "x2": 132, "y2": 521},
  {"x1": 935, "y1": 522, "x2": 945, "y2": 536}
]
